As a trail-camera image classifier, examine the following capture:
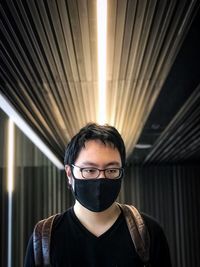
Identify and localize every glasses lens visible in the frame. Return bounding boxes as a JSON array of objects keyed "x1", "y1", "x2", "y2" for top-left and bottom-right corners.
[
  {"x1": 105, "y1": 168, "x2": 121, "y2": 179},
  {"x1": 82, "y1": 168, "x2": 99, "y2": 179}
]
